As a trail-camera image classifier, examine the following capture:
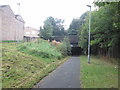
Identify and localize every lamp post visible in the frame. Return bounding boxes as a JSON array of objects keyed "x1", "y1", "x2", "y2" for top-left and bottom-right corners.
[
  {"x1": 17, "y1": 3, "x2": 20, "y2": 15},
  {"x1": 87, "y1": 5, "x2": 91, "y2": 64},
  {"x1": 17, "y1": 3, "x2": 20, "y2": 43}
]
